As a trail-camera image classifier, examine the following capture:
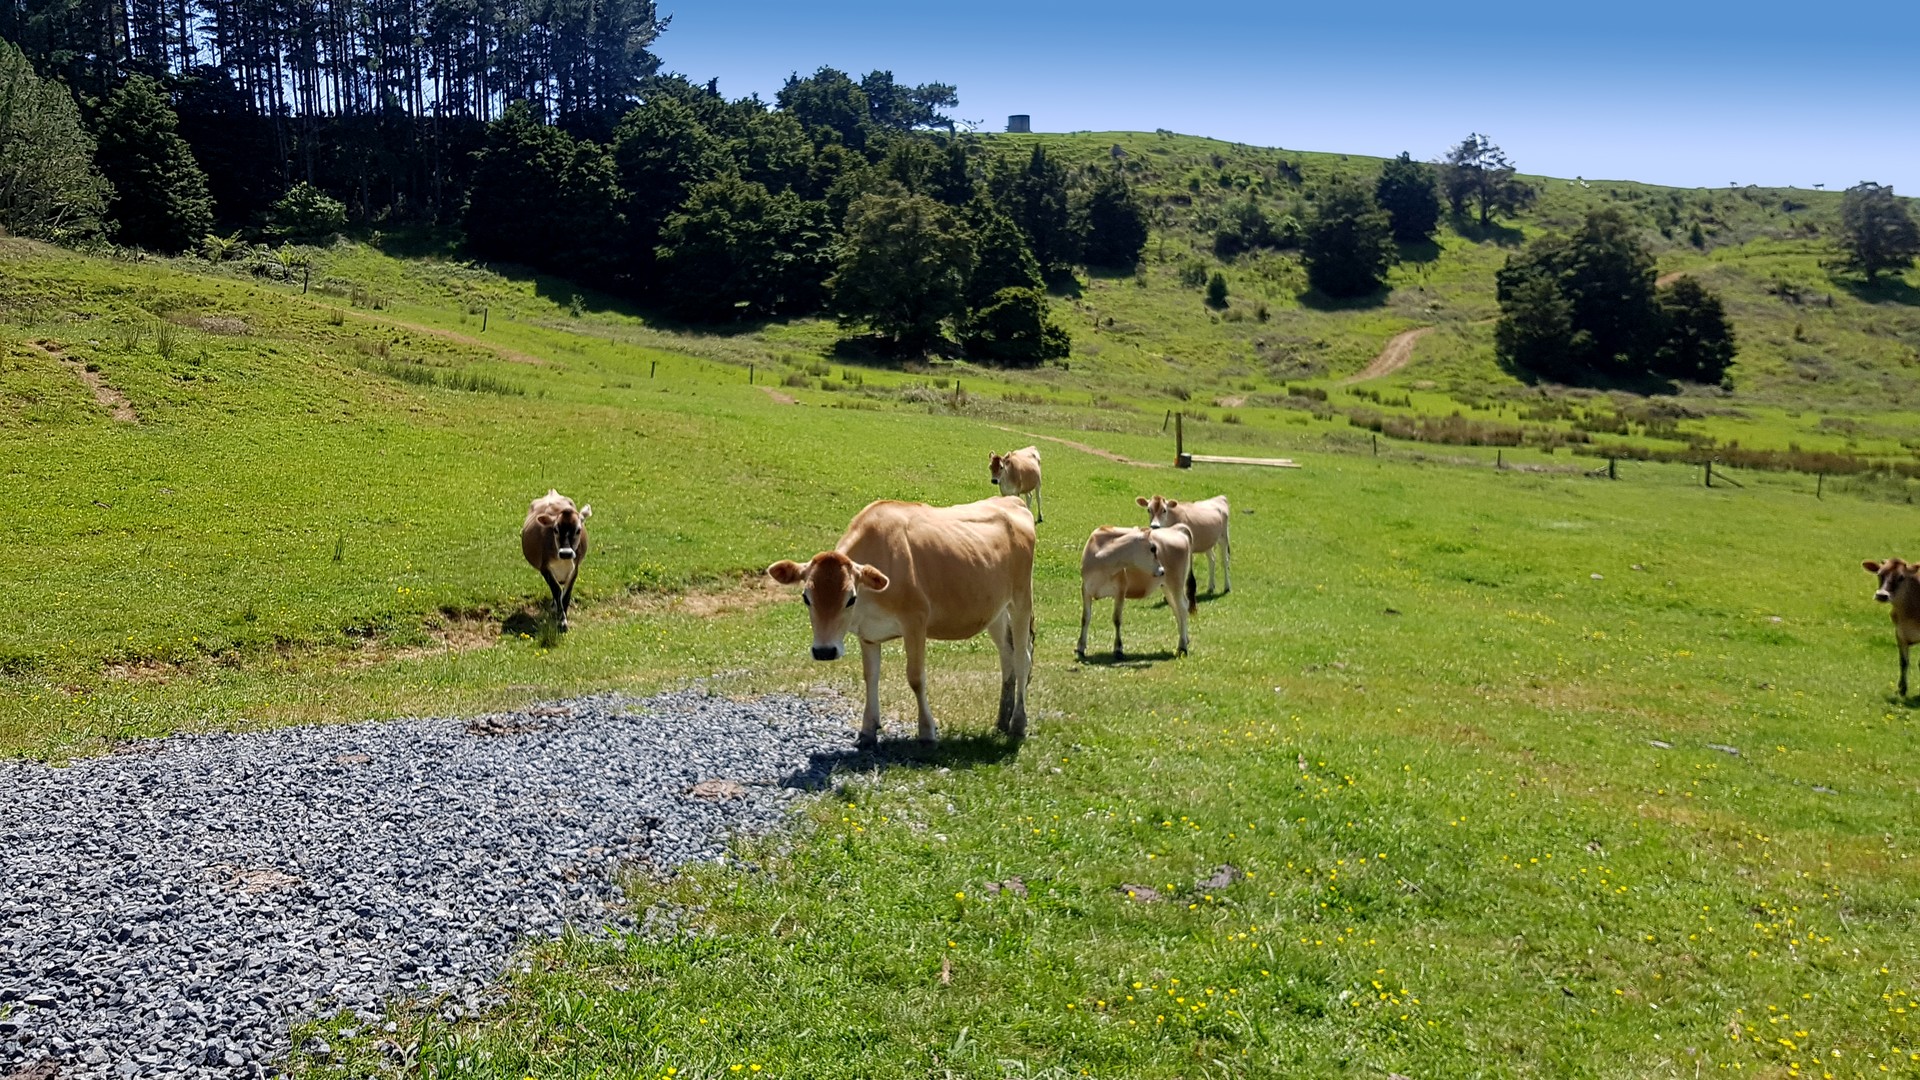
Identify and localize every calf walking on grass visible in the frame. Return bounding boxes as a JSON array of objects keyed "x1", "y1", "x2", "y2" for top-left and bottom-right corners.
[
  {"x1": 1864, "y1": 558, "x2": 1920, "y2": 695},
  {"x1": 990, "y1": 447, "x2": 1043, "y2": 523},
  {"x1": 522, "y1": 490, "x2": 592, "y2": 631},
  {"x1": 1078, "y1": 524, "x2": 1196, "y2": 660}
]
